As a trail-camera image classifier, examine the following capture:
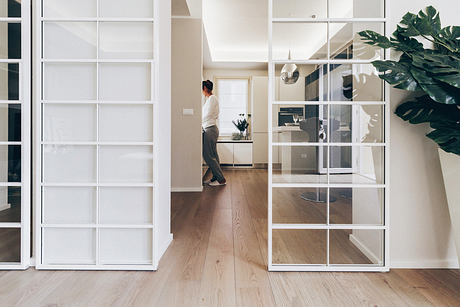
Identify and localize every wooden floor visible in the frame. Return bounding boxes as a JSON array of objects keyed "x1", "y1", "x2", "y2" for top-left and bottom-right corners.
[{"x1": 1, "y1": 169, "x2": 459, "y2": 306}]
